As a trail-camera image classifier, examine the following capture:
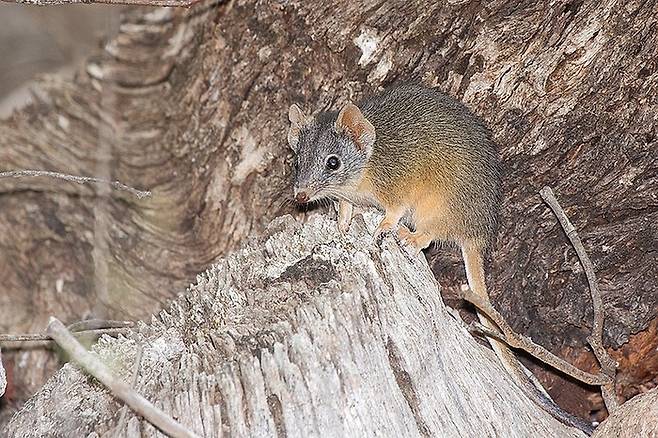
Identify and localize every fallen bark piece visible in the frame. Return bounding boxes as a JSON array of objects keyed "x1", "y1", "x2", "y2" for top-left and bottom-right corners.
[{"x1": 4, "y1": 213, "x2": 586, "y2": 437}]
